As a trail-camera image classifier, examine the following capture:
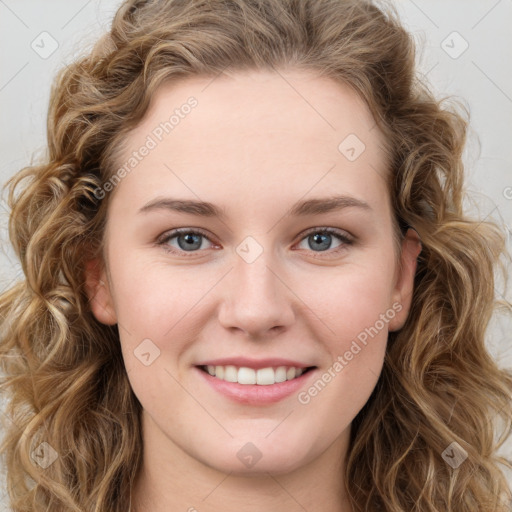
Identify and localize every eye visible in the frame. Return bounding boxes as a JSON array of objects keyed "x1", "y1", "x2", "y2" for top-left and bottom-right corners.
[
  {"x1": 156, "y1": 228, "x2": 216, "y2": 256},
  {"x1": 295, "y1": 227, "x2": 354, "y2": 256},
  {"x1": 156, "y1": 227, "x2": 354, "y2": 257}
]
